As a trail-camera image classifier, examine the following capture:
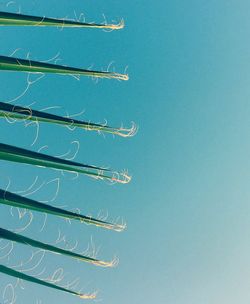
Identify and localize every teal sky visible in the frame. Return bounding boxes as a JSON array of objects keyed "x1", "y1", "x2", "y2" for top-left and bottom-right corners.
[{"x1": 1, "y1": 0, "x2": 250, "y2": 303}]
